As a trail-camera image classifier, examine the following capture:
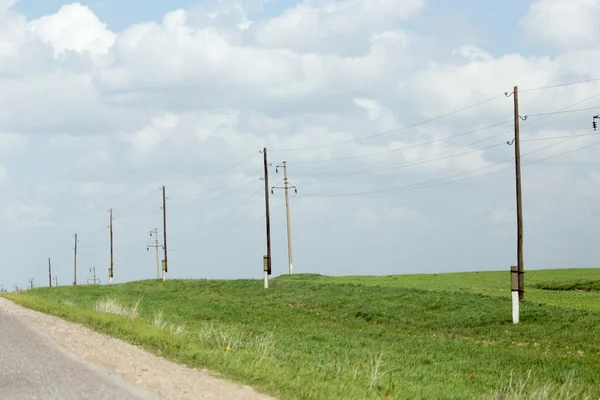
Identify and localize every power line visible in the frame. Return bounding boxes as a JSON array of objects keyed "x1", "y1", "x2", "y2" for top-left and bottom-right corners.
[
  {"x1": 304, "y1": 129, "x2": 595, "y2": 198},
  {"x1": 170, "y1": 169, "x2": 262, "y2": 203},
  {"x1": 291, "y1": 119, "x2": 512, "y2": 165},
  {"x1": 271, "y1": 95, "x2": 503, "y2": 152},
  {"x1": 271, "y1": 77, "x2": 600, "y2": 153},
  {"x1": 521, "y1": 132, "x2": 600, "y2": 142},
  {"x1": 292, "y1": 130, "x2": 600, "y2": 180},
  {"x1": 520, "y1": 77, "x2": 600, "y2": 93},
  {"x1": 169, "y1": 189, "x2": 263, "y2": 239},
  {"x1": 526, "y1": 106, "x2": 600, "y2": 117},
  {"x1": 293, "y1": 142, "x2": 506, "y2": 179},
  {"x1": 170, "y1": 177, "x2": 261, "y2": 207},
  {"x1": 518, "y1": 92, "x2": 600, "y2": 127},
  {"x1": 525, "y1": 139, "x2": 600, "y2": 165},
  {"x1": 169, "y1": 151, "x2": 261, "y2": 189},
  {"x1": 283, "y1": 92, "x2": 600, "y2": 167},
  {"x1": 169, "y1": 203, "x2": 284, "y2": 252}
]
